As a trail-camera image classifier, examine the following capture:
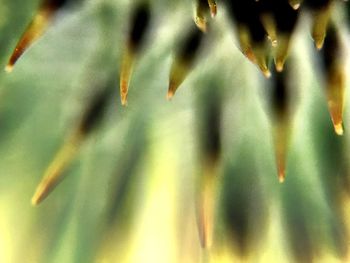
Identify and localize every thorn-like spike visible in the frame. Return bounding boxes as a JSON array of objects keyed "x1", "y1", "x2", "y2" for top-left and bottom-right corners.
[
  {"x1": 273, "y1": 119, "x2": 290, "y2": 183},
  {"x1": 166, "y1": 88, "x2": 175, "y2": 101},
  {"x1": 32, "y1": 84, "x2": 111, "y2": 205},
  {"x1": 194, "y1": 0, "x2": 208, "y2": 32},
  {"x1": 289, "y1": 0, "x2": 302, "y2": 10},
  {"x1": 197, "y1": 184, "x2": 214, "y2": 248},
  {"x1": 253, "y1": 45, "x2": 271, "y2": 78},
  {"x1": 275, "y1": 61, "x2": 284, "y2": 73},
  {"x1": 274, "y1": 120, "x2": 289, "y2": 183},
  {"x1": 292, "y1": 3, "x2": 301, "y2": 10},
  {"x1": 278, "y1": 171, "x2": 286, "y2": 183},
  {"x1": 327, "y1": 65, "x2": 345, "y2": 136},
  {"x1": 167, "y1": 26, "x2": 203, "y2": 98},
  {"x1": 321, "y1": 23, "x2": 346, "y2": 136},
  {"x1": 197, "y1": 161, "x2": 219, "y2": 249},
  {"x1": 334, "y1": 123, "x2": 344, "y2": 136},
  {"x1": 6, "y1": 7, "x2": 54, "y2": 71},
  {"x1": 261, "y1": 14, "x2": 278, "y2": 47},
  {"x1": 263, "y1": 68, "x2": 272, "y2": 78},
  {"x1": 237, "y1": 26, "x2": 271, "y2": 77},
  {"x1": 274, "y1": 35, "x2": 292, "y2": 72},
  {"x1": 311, "y1": 6, "x2": 332, "y2": 50},
  {"x1": 315, "y1": 38, "x2": 325, "y2": 50},
  {"x1": 4, "y1": 64, "x2": 13, "y2": 73},
  {"x1": 208, "y1": 0, "x2": 217, "y2": 17},
  {"x1": 196, "y1": 91, "x2": 221, "y2": 249},
  {"x1": 244, "y1": 48, "x2": 257, "y2": 64},
  {"x1": 31, "y1": 131, "x2": 82, "y2": 205},
  {"x1": 119, "y1": 1, "x2": 151, "y2": 105},
  {"x1": 237, "y1": 26, "x2": 256, "y2": 63},
  {"x1": 167, "y1": 60, "x2": 189, "y2": 99},
  {"x1": 270, "y1": 66, "x2": 293, "y2": 182},
  {"x1": 237, "y1": 26, "x2": 271, "y2": 78},
  {"x1": 120, "y1": 48, "x2": 135, "y2": 106},
  {"x1": 194, "y1": 15, "x2": 207, "y2": 33},
  {"x1": 271, "y1": 0, "x2": 299, "y2": 72}
]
